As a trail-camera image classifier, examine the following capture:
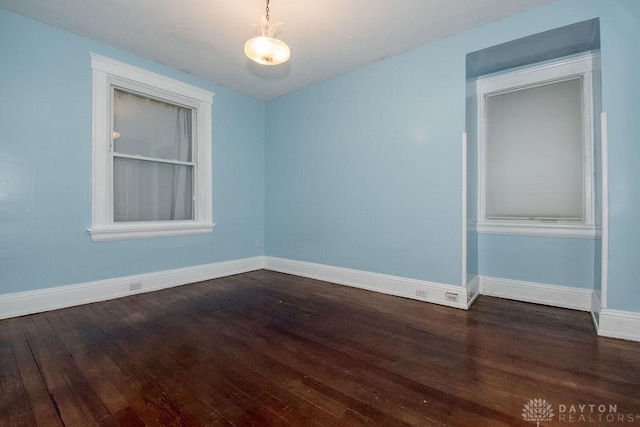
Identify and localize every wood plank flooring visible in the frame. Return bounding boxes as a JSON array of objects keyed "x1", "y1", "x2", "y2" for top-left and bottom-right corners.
[{"x1": 1, "y1": 270, "x2": 640, "y2": 426}]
